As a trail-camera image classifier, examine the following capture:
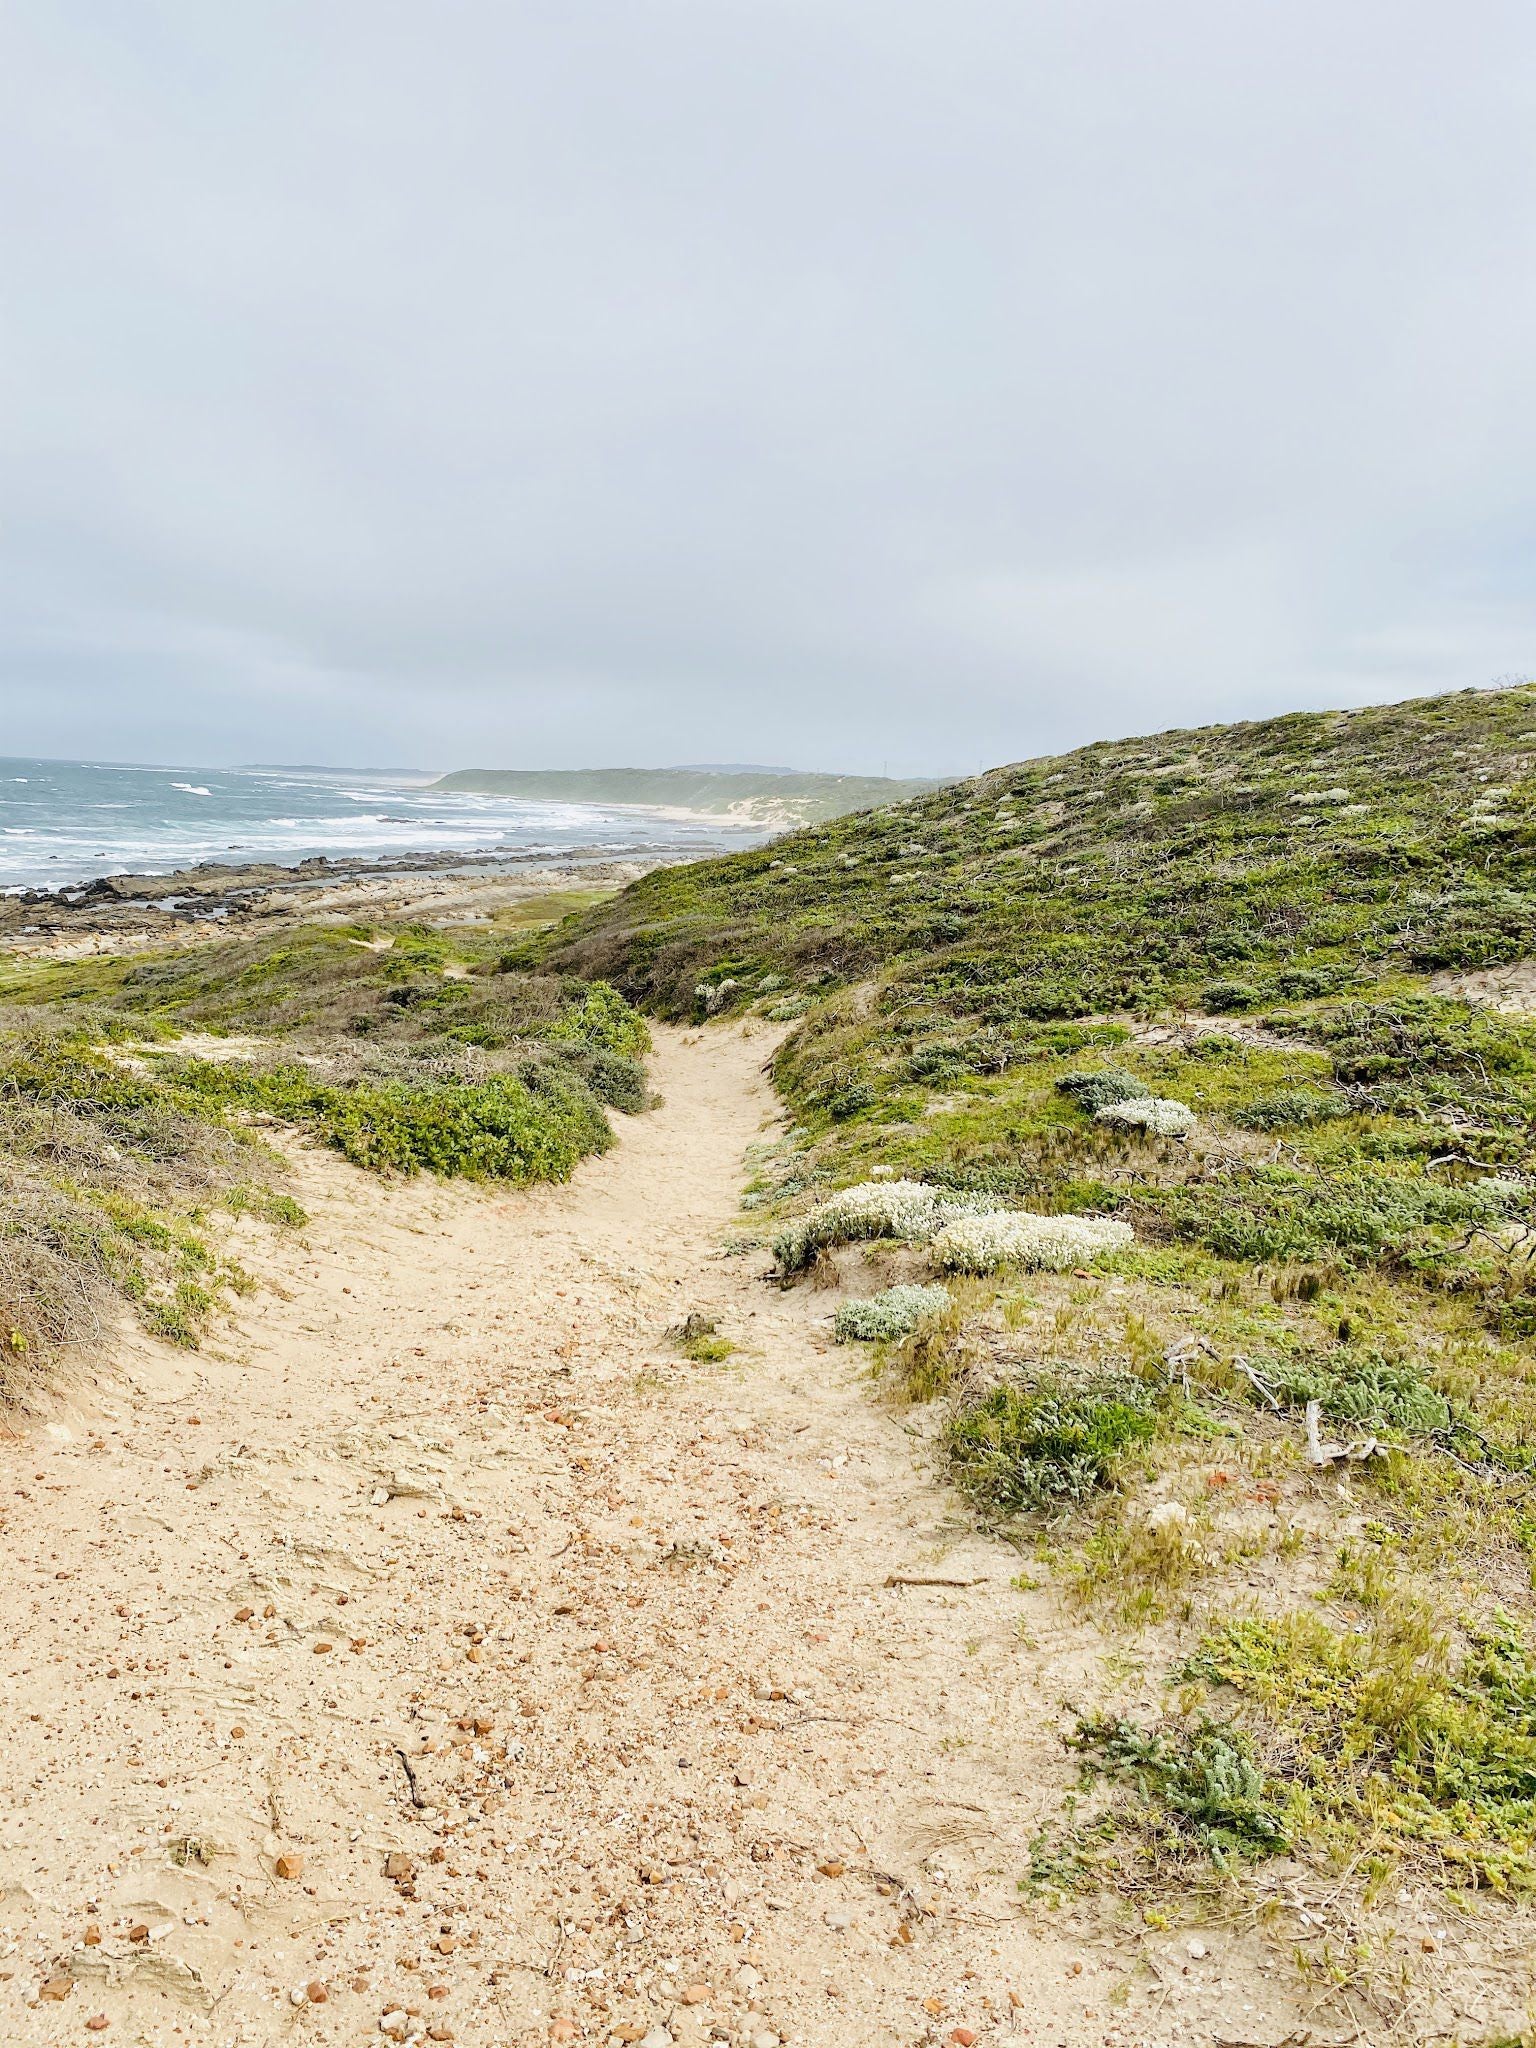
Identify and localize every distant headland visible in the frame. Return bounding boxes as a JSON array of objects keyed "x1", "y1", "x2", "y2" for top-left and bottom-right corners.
[{"x1": 429, "y1": 765, "x2": 944, "y2": 827}]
